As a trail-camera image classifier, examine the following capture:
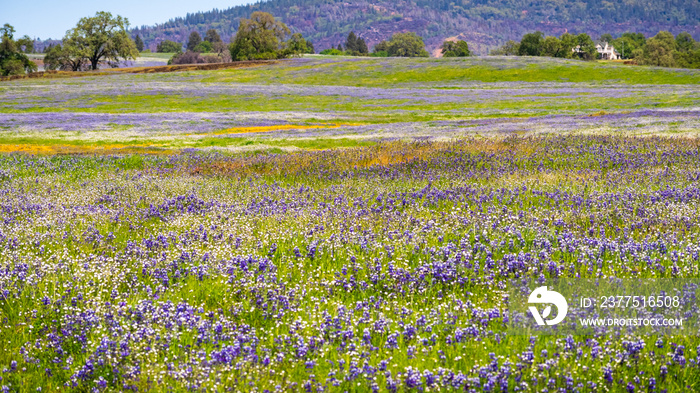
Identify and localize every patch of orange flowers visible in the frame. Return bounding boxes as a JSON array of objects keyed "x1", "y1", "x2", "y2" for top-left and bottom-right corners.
[
  {"x1": 193, "y1": 123, "x2": 358, "y2": 136},
  {"x1": 0, "y1": 143, "x2": 171, "y2": 155}
]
